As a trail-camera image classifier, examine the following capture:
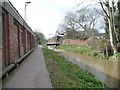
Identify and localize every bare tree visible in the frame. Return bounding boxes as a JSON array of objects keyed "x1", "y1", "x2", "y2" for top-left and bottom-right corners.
[
  {"x1": 74, "y1": 7, "x2": 101, "y2": 38},
  {"x1": 63, "y1": 12, "x2": 79, "y2": 39},
  {"x1": 56, "y1": 23, "x2": 67, "y2": 35},
  {"x1": 99, "y1": 0, "x2": 118, "y2": 57},
  {"x1": 56, "y1": 6, "x2": 102, "y2": 40}
]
